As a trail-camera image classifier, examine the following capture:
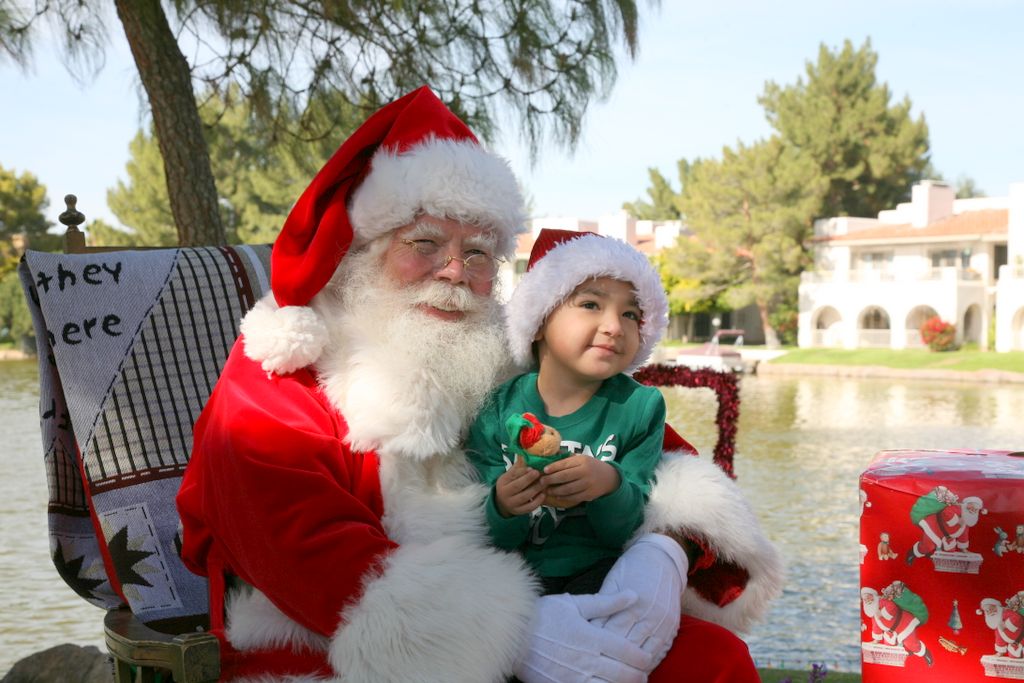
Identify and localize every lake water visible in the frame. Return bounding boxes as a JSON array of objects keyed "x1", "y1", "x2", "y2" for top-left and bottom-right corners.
[{"x1": 2, "y1": 358, "x2": 1023, "y2": 674}]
